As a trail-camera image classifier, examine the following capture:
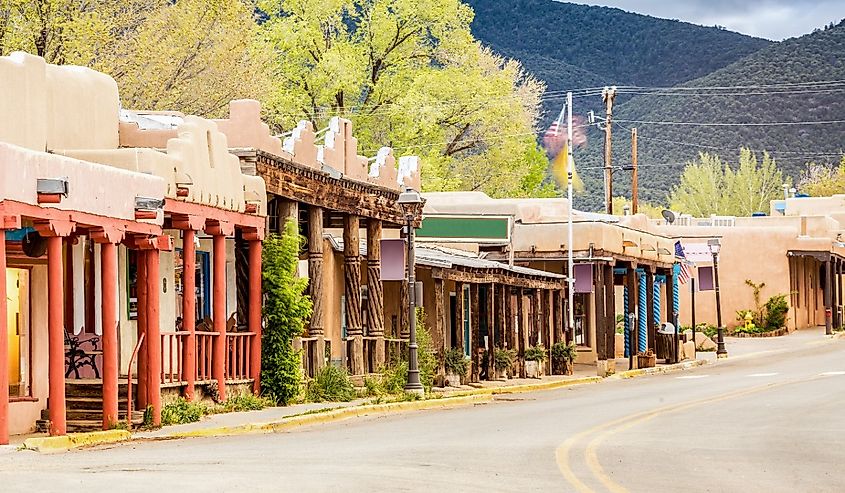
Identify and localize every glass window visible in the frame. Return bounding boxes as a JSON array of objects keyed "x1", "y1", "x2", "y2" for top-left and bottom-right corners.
[
  {"x1": 574, "y1": 293, "x2": 589, "y2": 347},
  {"x1": 7, "y1": 268, "x2": 31, "y2": 397}
]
